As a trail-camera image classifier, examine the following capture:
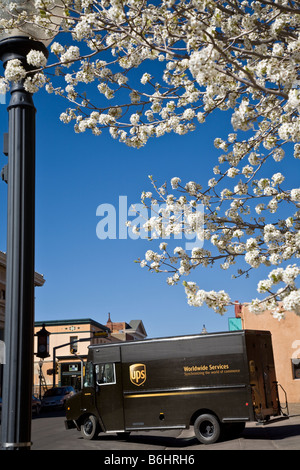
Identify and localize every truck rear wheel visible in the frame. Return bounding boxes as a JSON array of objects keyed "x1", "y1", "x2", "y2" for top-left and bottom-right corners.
[
  {"x1": 80, "y1": 415, "x2": 100, "y2": 440},
  {"x1": 194, "y1": 413, "x2": 221, "y2": 444}
]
